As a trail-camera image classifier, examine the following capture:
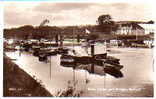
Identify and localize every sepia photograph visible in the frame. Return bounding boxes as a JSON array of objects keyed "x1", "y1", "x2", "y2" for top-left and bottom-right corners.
[{"x1": 2, "y1": 1, "x2": 155, "y2": 97}]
